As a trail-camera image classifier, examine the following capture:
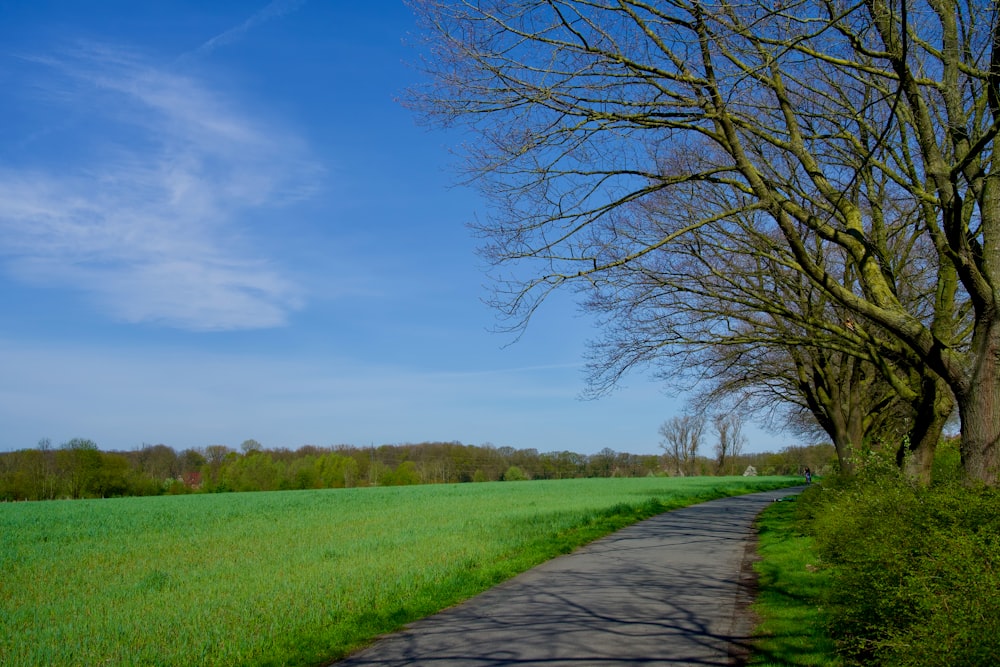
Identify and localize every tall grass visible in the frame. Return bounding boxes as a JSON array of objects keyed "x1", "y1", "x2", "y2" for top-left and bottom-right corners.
[{"x1": 1, "y1": 476, "x2": 795, "y2": 666}]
